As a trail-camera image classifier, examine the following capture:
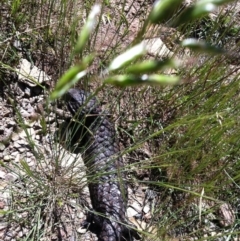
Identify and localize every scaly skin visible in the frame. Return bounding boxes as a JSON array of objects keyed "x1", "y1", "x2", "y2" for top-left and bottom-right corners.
[{"x1": 66, "y1": 89, "x2": 131, "y2": 241}]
